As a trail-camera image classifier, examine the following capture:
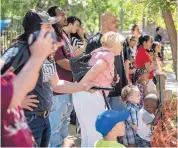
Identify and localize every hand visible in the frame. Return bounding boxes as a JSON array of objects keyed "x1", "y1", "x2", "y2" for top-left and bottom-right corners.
[
  {"x1": 77, "y1": 27, "x2": 85, "y2": 41},
  {"x1": 28, "y1": 30, "x2": 55, "y2": 59},
  {"x1": 140, "y1": 80, "x2": 147, "y2": 86},
  {"x1": 21, "y1": 95, "x2": 39, "y2": 111},
  {"x1": 131, "y1": 68, "x2": 136, "y2": 74},
  {"x1": 62, "y1": 137, "x2": 75, "y2": 148},
  {"x1": 131, "y1": 125, "x2": 138, "y2": 131},
  {"x1": 82, "y1": 83, "x2": 96, "y2": 93}
]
